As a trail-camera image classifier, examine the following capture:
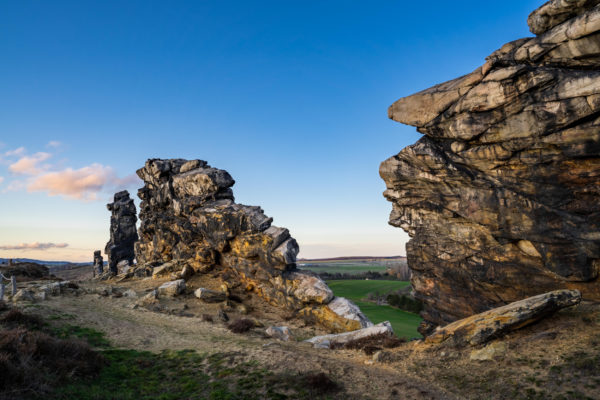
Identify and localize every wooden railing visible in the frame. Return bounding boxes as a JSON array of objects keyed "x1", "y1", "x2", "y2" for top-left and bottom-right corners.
[{"x1": 0, "y1": 273, "x2": 16, "y2": 301}]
